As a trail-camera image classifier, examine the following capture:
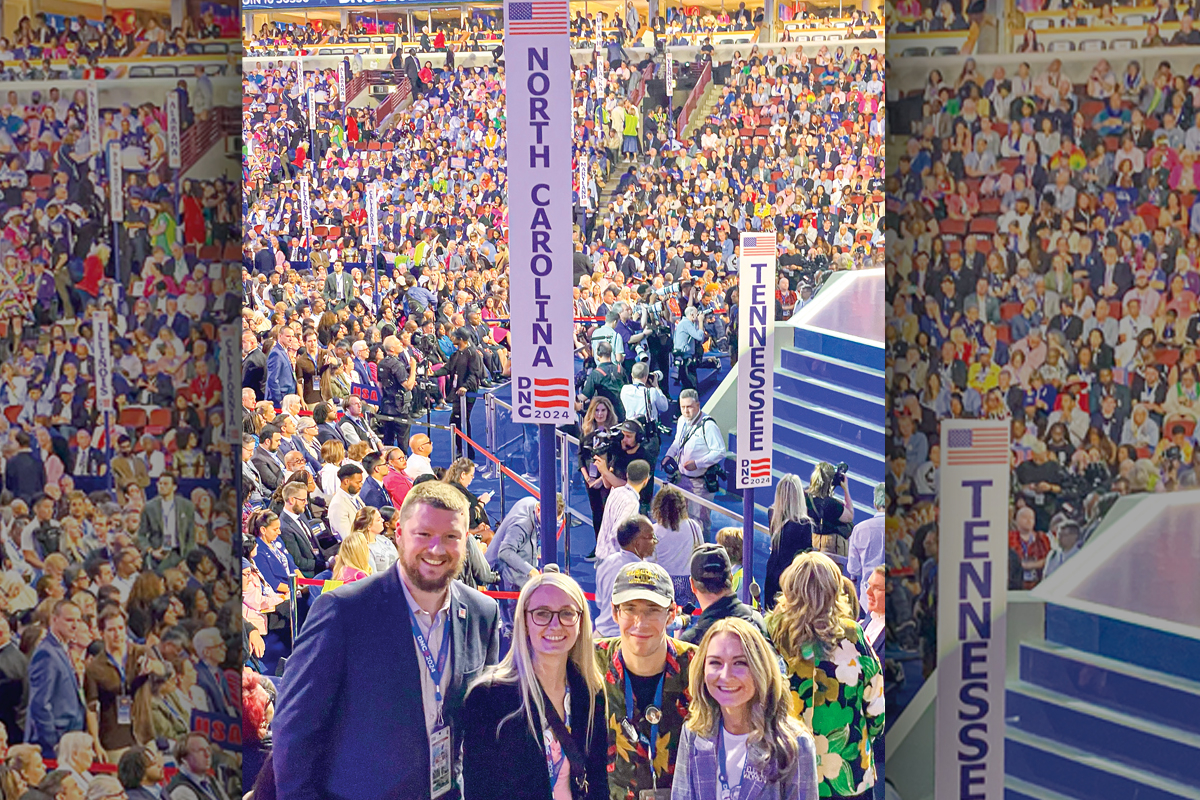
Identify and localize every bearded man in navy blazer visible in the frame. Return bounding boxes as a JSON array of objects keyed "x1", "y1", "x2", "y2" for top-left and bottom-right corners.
[{"x1": 273, "y1": 480, "x2": 501, "y2": 800}]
